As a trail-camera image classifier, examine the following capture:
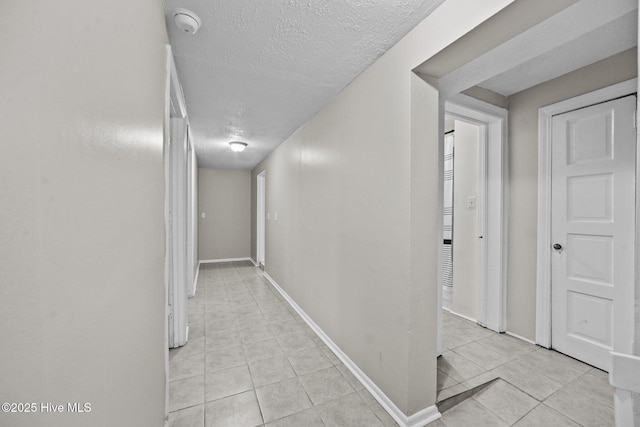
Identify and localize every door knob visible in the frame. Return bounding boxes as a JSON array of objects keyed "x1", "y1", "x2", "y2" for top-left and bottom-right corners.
[{"x1": 553, "y1": 243, "x2": 562, "y2": 250}]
